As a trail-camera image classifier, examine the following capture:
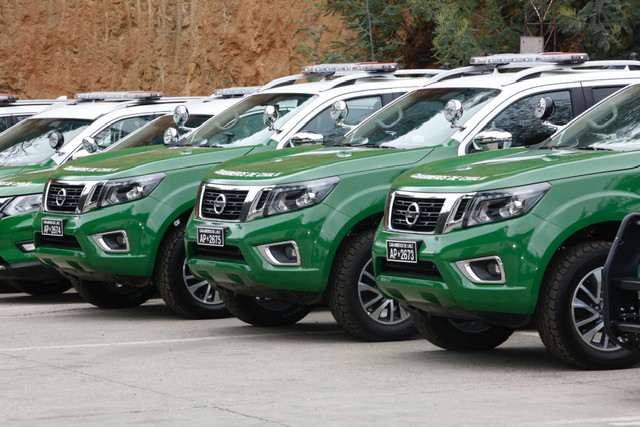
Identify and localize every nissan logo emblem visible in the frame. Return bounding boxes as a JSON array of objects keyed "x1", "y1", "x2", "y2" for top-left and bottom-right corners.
[
  {"x1": 55, "y1": 188, "x2": 67, "y2": 207},
  {"x1": 213, "y1": 193, "x2": 227, "y2": 215},
  {"x1": 405, "y1": 202, "x2": 420, "y2": 226}
]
